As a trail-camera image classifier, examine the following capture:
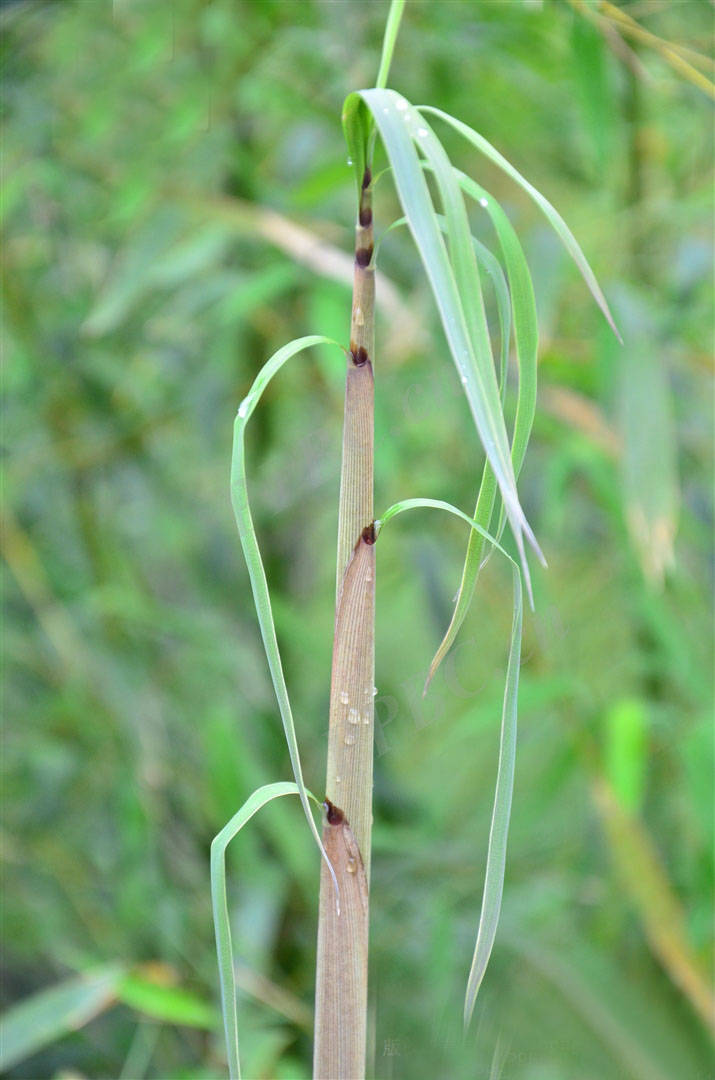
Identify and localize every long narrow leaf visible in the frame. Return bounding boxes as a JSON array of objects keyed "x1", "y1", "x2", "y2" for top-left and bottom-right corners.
[
  {"x1": 375, "y1": 0, "x2": 406, "y2": 90},
  {"x1": 463, "y1": 560, "x2": 522, "y2": 1024},
  {"x1": 354, "y1": 88, "x2": 542, "y2": 593},
  {"x1": 211, "y1": 782, "x2": 320, "y2": 1079},
  {"x1": 377, "y1": 214, "x2": 512, "y2": 391},
  {"x1": 230, "y1": 335, "x2": 344, "y2": 888},
  {"x1": 375, "y1": 498, "x2": 523, "y2": 1024},
  {"x1": 419, "y1": 105, "x2": 622, "y2": 342},
  {"x1": 426, "y1": 170, "x2": 539, "y2": 690}
]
